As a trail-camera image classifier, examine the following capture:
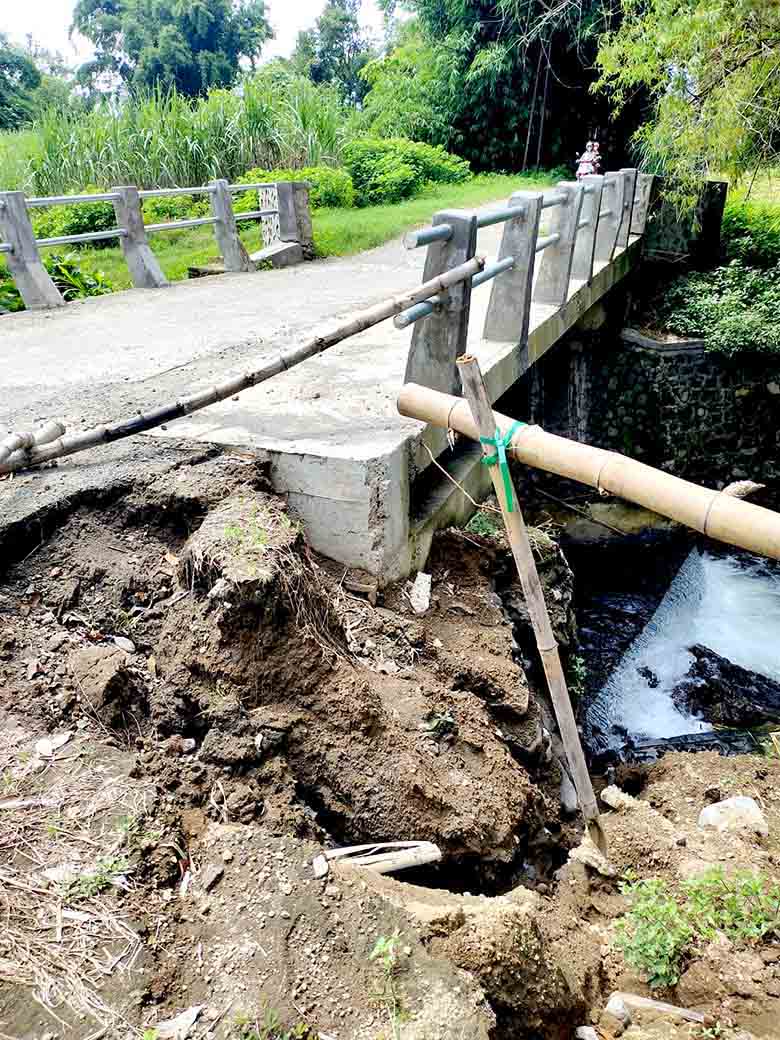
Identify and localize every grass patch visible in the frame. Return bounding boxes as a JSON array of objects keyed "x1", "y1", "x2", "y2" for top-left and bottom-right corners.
[{"x1": 1, "y1": 172, "x2": 554, "y2": 296}]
